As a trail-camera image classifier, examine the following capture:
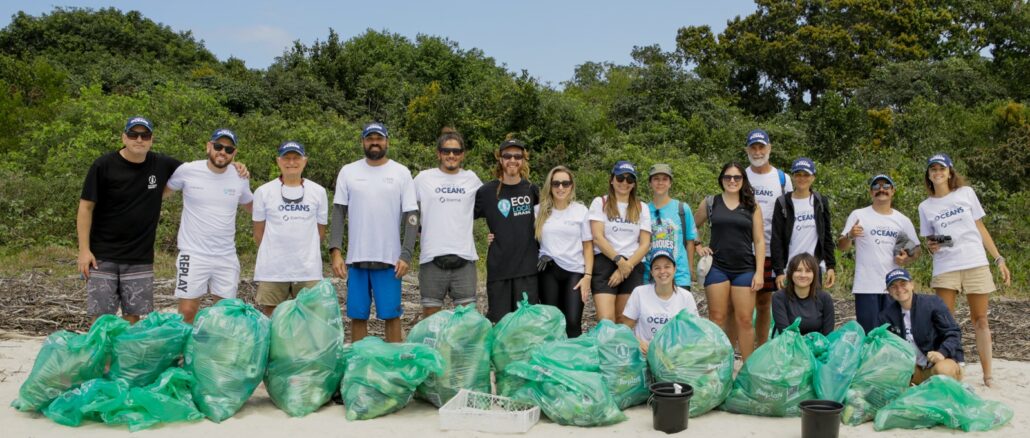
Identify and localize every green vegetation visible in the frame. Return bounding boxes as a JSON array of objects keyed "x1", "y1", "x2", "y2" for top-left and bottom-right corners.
[{"x1": 1, "y1": 4, "x2": 1026, "y2": 294}]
